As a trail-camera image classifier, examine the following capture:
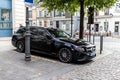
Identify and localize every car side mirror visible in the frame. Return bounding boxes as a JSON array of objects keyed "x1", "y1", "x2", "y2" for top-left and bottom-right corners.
[{"x1": 46, "y1": 34, "x2": 52, "y2": 40}]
